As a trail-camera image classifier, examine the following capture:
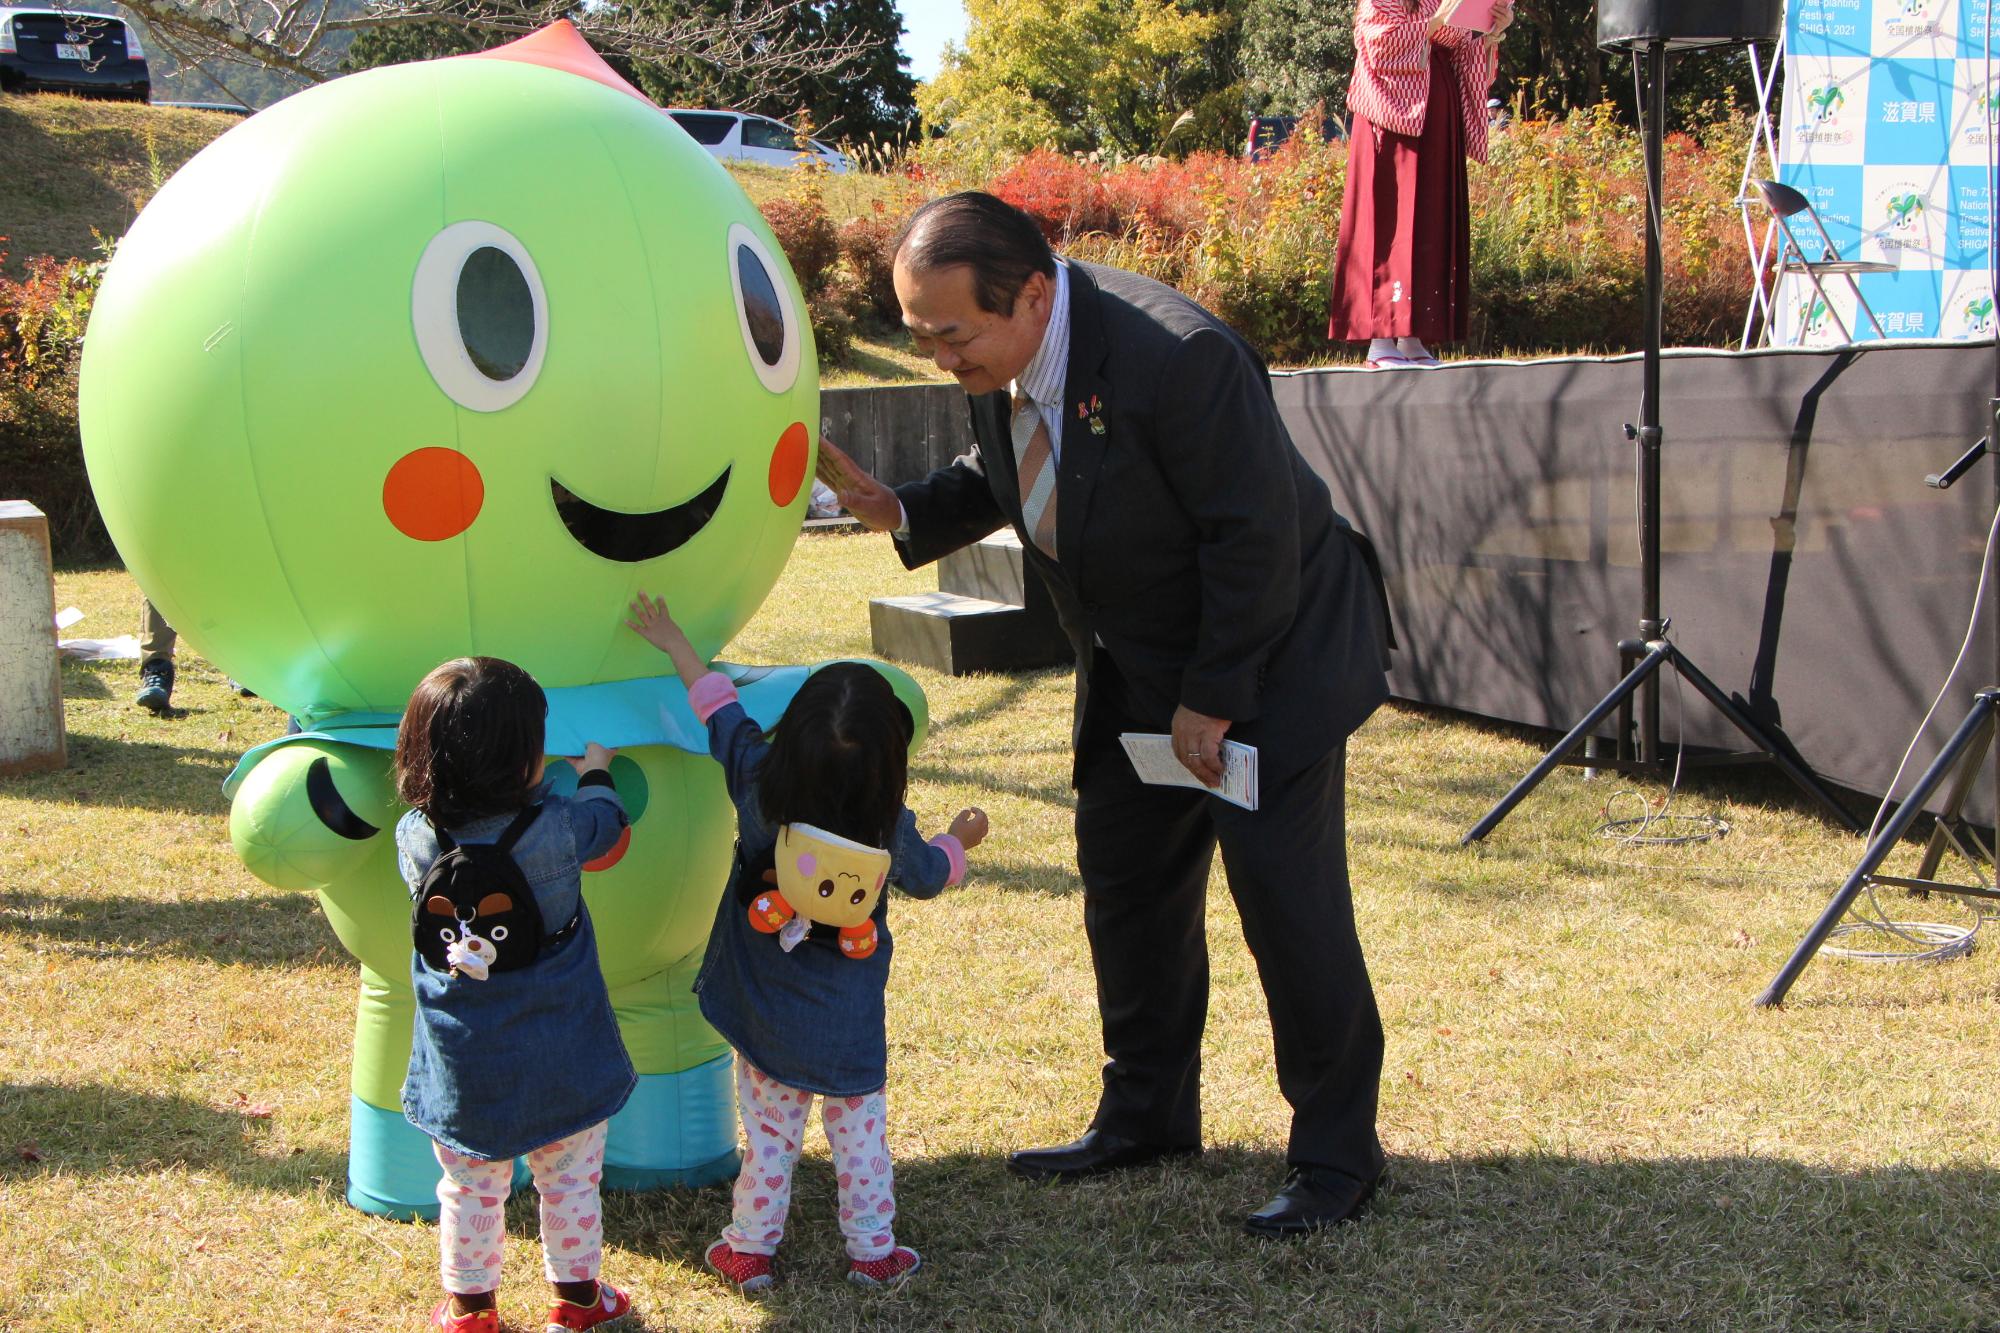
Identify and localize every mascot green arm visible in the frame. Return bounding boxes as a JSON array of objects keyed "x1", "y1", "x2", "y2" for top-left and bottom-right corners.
[
  {"x1": 226, "y1": 741, "x2": 400, "y2": 892},
  {"x1": 868, "y1": 659, "x2": 929, "y2": 755}
]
